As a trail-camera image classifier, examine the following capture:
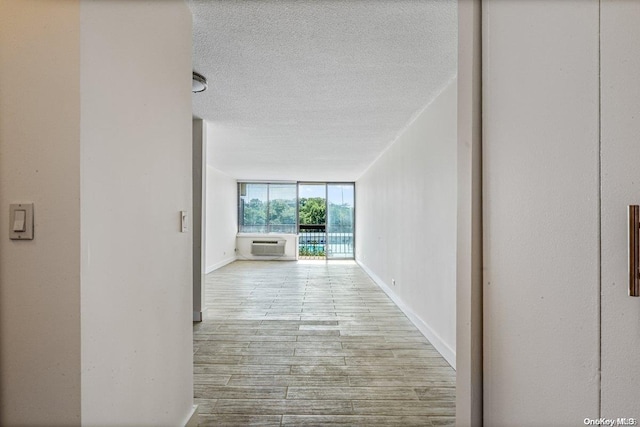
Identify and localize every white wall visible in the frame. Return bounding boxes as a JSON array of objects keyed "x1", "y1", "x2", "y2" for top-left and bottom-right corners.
[
  {"x1": 0, "y1": 2, "x2": 194, "y2": 425},
  {"x1": 356, "y1": 79, "x2": 457, "y2": 367},
  {"x1": 79, "y1": 1, "x2": 194, "y2": 426},
  {"x1": 0, "y1": 1, "x2": 81, "y2": 424},
  {"x1": 205, "y1": 165, "x2": 238, "y2": 272},
  {"x1": 482, "y1": 1, "x2": 600, "y2": 425},
  {"x1": 600, "y1": 1, "x2": 640, "y2": 417}
]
